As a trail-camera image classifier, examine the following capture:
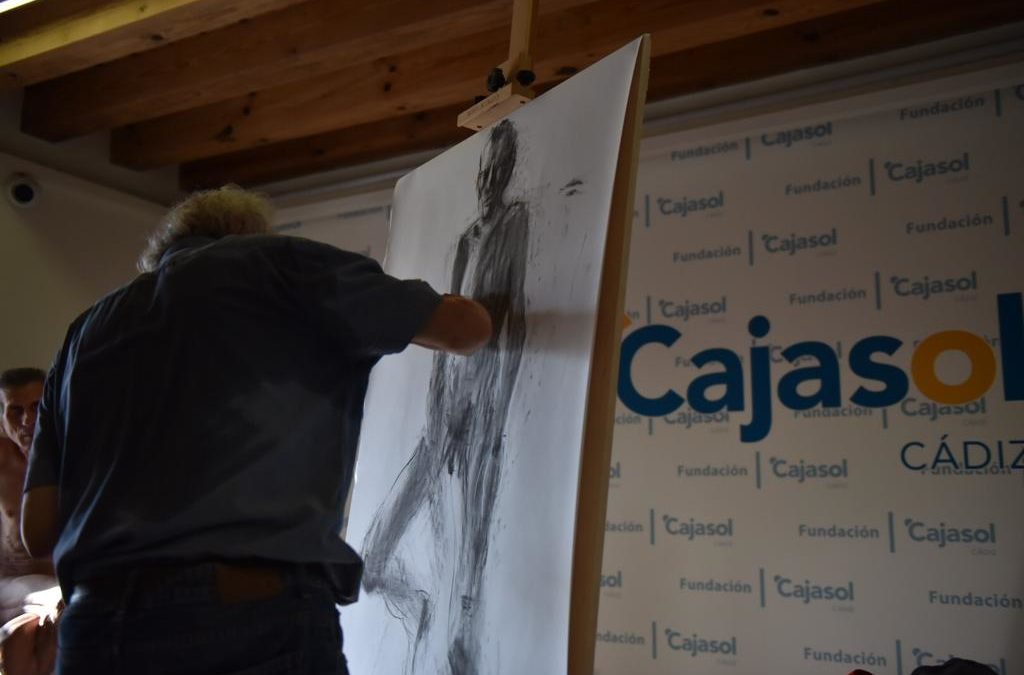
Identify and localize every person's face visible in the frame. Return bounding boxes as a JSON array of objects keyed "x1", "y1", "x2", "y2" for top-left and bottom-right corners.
[
  {"x1": 476, "y1": 126, "x2": 516, "y2": 210},
  {"x1": 1, "y1": 382, "x2": 43, "y2": 454}
]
